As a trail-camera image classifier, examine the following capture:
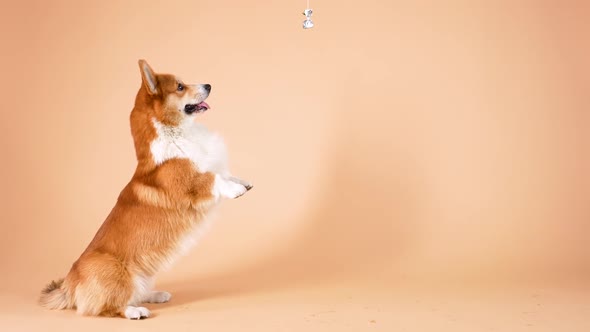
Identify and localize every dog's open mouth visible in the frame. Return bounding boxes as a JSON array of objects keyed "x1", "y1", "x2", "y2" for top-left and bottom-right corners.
[{"x1": 184, "y1": 101, "x2": 210, "y2": 114}]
